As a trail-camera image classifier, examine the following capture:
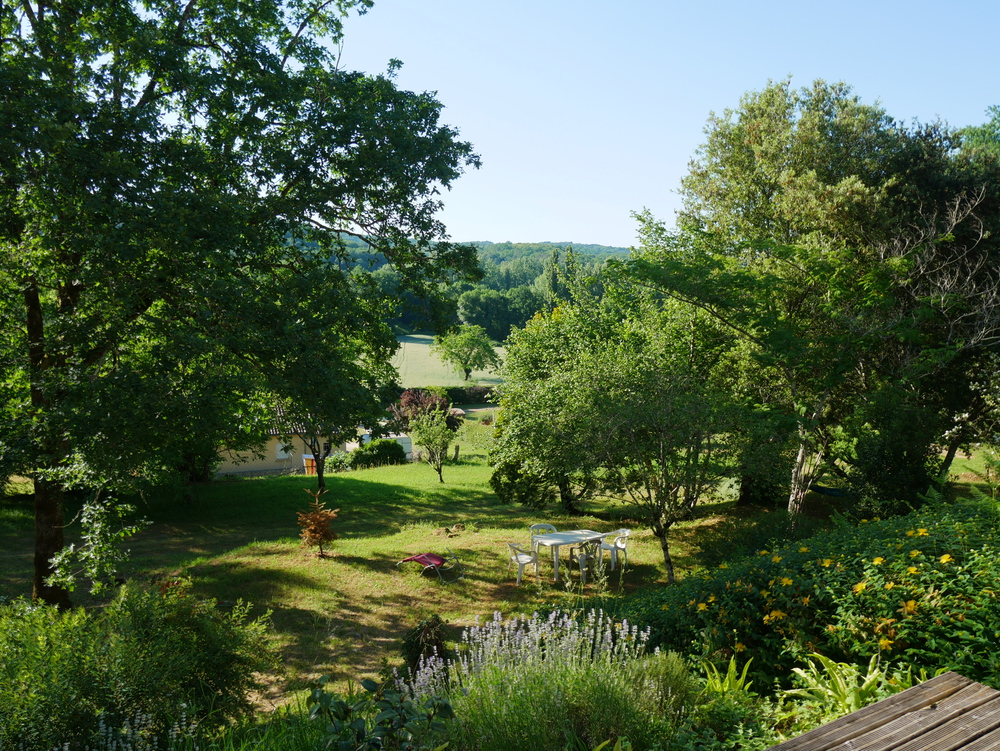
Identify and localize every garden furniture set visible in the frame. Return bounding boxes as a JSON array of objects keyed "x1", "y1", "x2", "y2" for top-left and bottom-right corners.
[{"x1": 509, "y1": 525, "x2": 631, "y2": 585}]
